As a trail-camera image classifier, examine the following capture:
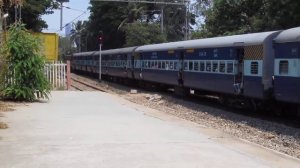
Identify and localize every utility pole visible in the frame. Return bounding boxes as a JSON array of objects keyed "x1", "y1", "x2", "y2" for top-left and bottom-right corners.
[
  {"x1": 161, "y1": 6, "x2": 164, "y2": 34},
  {"x1": 185, "y1": 1, "x2": 189, "y2": 40},
  {"x1": 60, "y1": 1, "x2": 63, "y2": 30},
  {"x1": 99, "y1": 32, "x2": 103, "y2": 81},
  {"x1": 57, "y1": 0, "x2": 70, "y2": 31}
]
